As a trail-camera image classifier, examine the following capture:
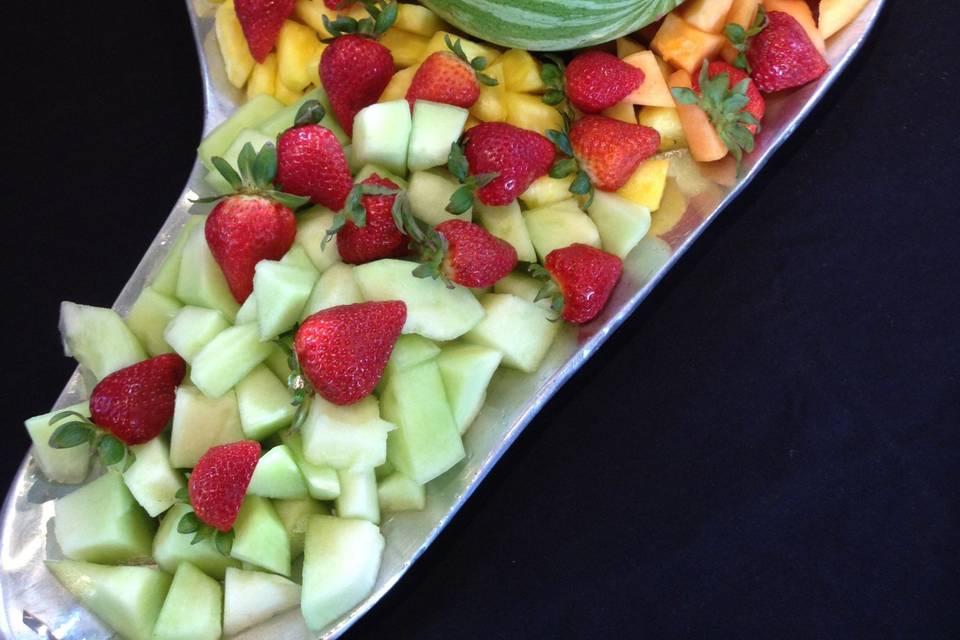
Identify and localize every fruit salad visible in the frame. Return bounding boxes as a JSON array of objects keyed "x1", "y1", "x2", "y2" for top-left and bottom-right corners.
[{"x1": 19, "y1": 0, "x2": 874, "y2": 637}]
